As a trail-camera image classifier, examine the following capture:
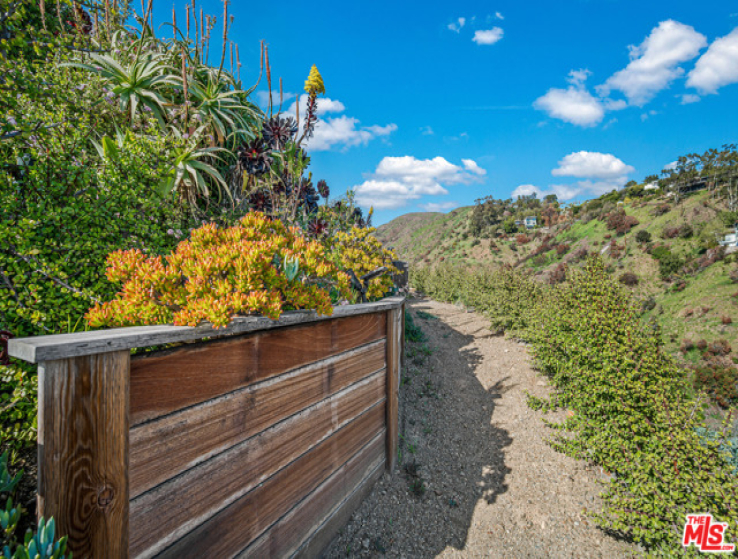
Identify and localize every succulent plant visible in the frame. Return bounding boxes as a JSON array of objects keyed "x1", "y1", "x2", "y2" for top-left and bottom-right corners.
[
  {"x1": 262, "y1": 116, "x2": 297, "y2": 150},
  {"x1": 0, "y1": 452, "x2": 21, "y2": 494},
  {"x1": 3, "y1": 517, "x2": 70, "y2": 559},
  {"x1": 317, "y1": 179, "x2": 329, "y2": 199},
  {"x1": 283, "y1": 255, "x2": 300, "y2": 281},
  {"x1": 0, "y1": 498, "x2": 20, "y2": 538},
  {"x1": 308, "y1": 218, "x2": 328, "y2": 237},
  {"x1": 238, "y1": 141, "x2": 272, "y2": 176}
]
